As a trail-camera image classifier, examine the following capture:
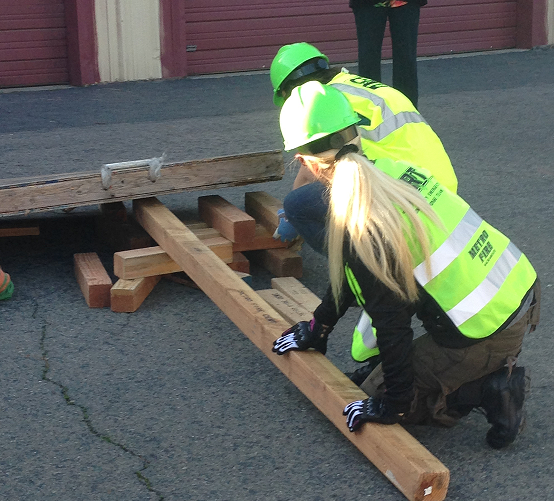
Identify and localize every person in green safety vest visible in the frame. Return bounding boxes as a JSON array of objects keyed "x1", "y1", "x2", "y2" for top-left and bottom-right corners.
[
  {"x1": 270, "y1": 42, "x2": 458, "y2": 381},
  {"x1": 272, "y1": 81, "x2": 541, "y2": 449}
]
